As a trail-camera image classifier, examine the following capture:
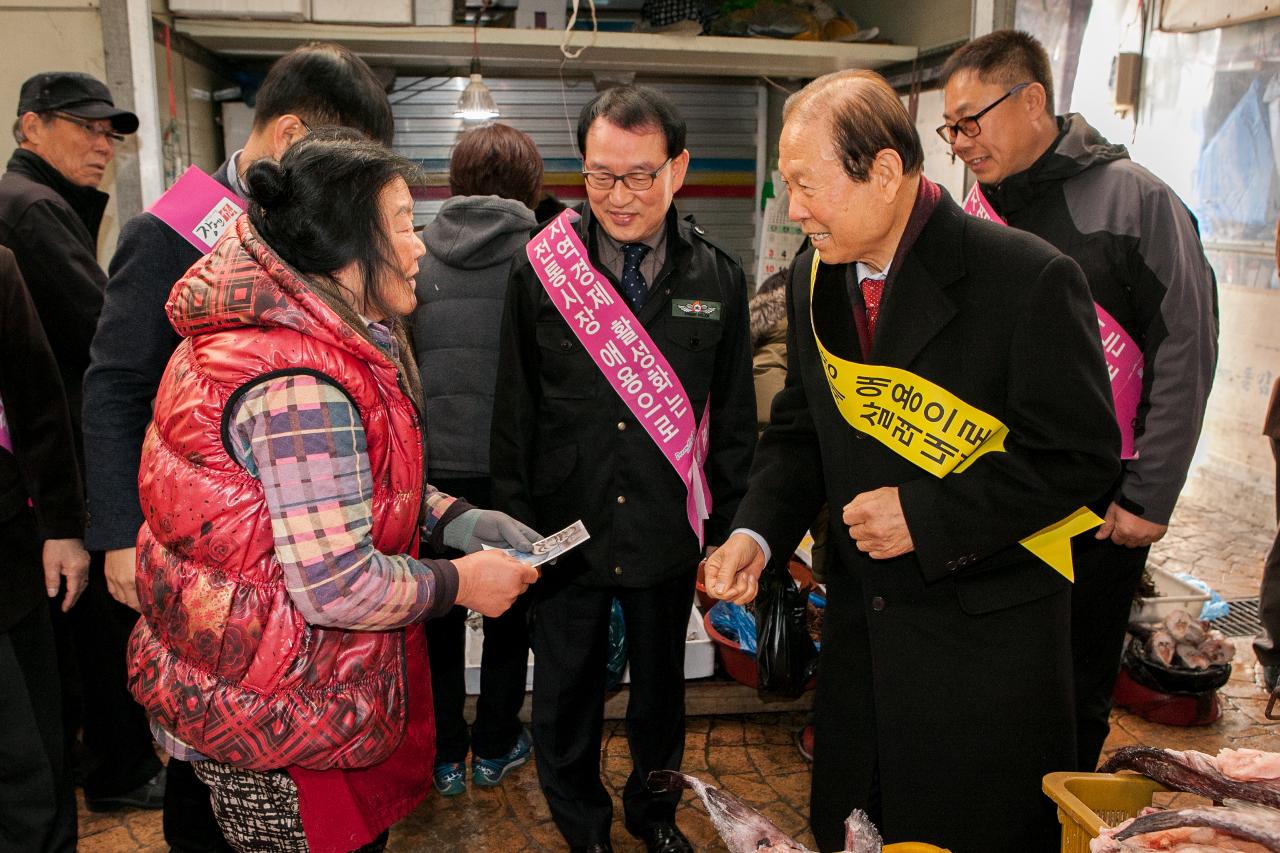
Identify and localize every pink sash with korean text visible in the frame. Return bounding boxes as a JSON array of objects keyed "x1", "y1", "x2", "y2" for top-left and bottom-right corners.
[
  {"x1": 147, "y1": 165, "x2": 245, "y2": 253},
  {"x1": 526, "y1": 209, "x2": 713, "y2": 547},
  {"x1": 963, "y1": 183, "x2": 1143, "y2": 459}
]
